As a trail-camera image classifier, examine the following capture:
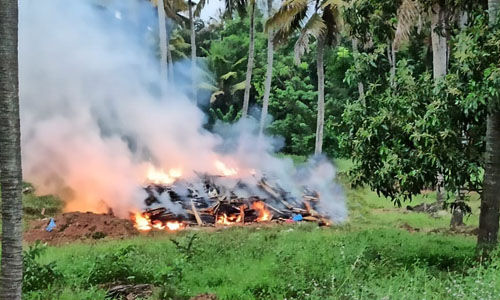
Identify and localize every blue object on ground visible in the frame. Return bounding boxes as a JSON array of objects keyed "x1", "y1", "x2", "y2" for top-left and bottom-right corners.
[
  {"x1": 292, "y1": 214, "x2": 303, "y2": 222},
  {"x1": 45, "y1": 218, "x2": 56, "y2": 232}
]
